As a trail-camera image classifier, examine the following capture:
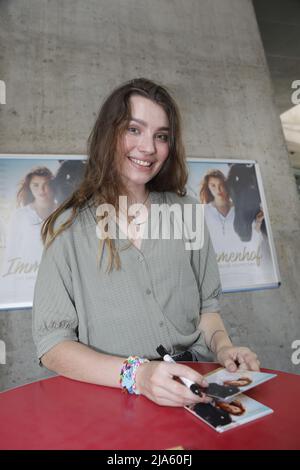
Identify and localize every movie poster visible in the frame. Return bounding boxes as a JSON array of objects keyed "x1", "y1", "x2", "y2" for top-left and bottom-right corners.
[
  {"x1": 187, "y1": 159, "x2": 280, "y2": 292},
  {"x1": 0, "y1": 155, "x2": 86, "y2": 309}
]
